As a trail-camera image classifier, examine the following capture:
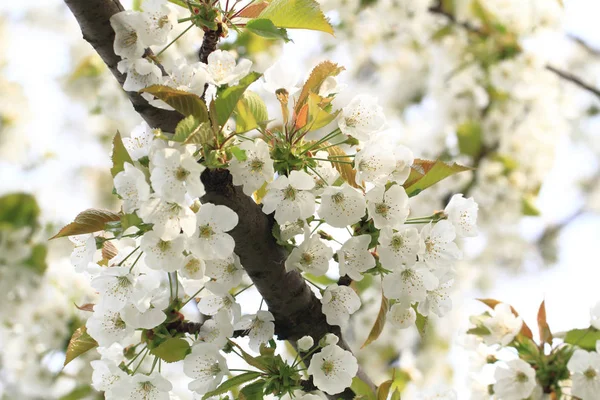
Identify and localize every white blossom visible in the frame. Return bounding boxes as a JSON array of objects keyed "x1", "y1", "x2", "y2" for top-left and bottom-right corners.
[
  {"x1": 417, "y1": 279, "x2": 453, "y2": 318},
  {"x1": 337, "y1": 235, "x2": 375, "y2": 281},
  {"x1": 69, "y1": 234, "x2": 97, "y2": 273},
  {"x1": 354, "y1": 141, "x2": 396, "y2": 184},
  {"x1": 111, "y1": 372, "x2": 172, "y2": 400},
  {"x1": 318, "y1": 184, "x2": 366, "y2": 228},
  {"x1": 338, "y1": 95, "x2": 386, "y2": 141},
  {"x1": 311, "y1": 152, "x2": 340, "y2": 194},
  {"x1": 91, "y1": 266, "x2": 136, "y2": 311},
  {"x1": 262, "y1": 171, "x2": 316, "y2": 224},
  {"x1": 285, "y1": 234, "x2": 333, "y2": 276},
  {"x1": 138, "y1": 0, "x2": 175, "y2": 46},
  {"x1": 263, "y1": 58, "x2": 300, "y2": 94},
  {"x1": 229, "y1": 139, "x2": 274, "y2": 196},
  {"x1": 86, "y1": 304, "x2": 135, "y2": 347},
  {"x1": 365, "y1": 185, "x2": 409, "y2": 229},
  {"x1": 110, "y1": 11, "x2": 145, "y2": 59},
  {"x1": 123, "y1": 122, "x2": 154, "y2": 160},
  {"x1": 482, "y1": 303, "x2": 523, "y2": 346},
  {"x1": 190, "y1": 204, "x2": 238, "y2": 260},
  {"x1": 234, "y1": 311, "x2": 275, "y2": 351},
  {"x1": 91, "y1": 359, "x2": 127, "y2": 396},
  {"x1": 420, "y1": 221, "x2": 462, "y2": 267},
  {"x1": 118, "y1": 58, "x2": 162, "y2": 92},
  {"x1": 204, "y1": 253, "x2": 245, "y2": 295},
  {"x1": 140, "y1": 230, "x2": 185, "y2": 272},
  {"x1": 378, "y1": 226, "x2": 423, "y2": 269},
  {"x1": 198, "y1": 310, "x2": 234, "y2": 348},
  {"x1": 163, "y1": 60, "x2": 209, "y2": 97},
  {"x1": 150, "y1": 146, "x2": 205, "y2": 204},
  {"x1": 307, "y1": 344, "x2": 358, "y2": 395},
  {"x1": 114, "y1": 163, "x2": 151, "y2": 214},
  {"x1": 180, "y1": 254, "x2": 205, "y2": 280},
  {"x1": 493, "y1": 359, "x2": 537, "y2": 400},
  {"x1": 567, "y1": 348, "x2": 600, "y2": 400},
  {"x1": 204, "y1": 50, "x2": 252, "y2": 86},
  {"x1": 197, "y1": 294, "x2": 240, "y2": 322},
  {"x1": 388, "y1": 304, "x2": 416, "y2": 329},
  {"x1": 445, "y1": 194, "x2": 478, "y2": 237},
  {"x1": 389, "y1": 144, "x2": 414, "y2": 184},
  {"x1": 320, "y1": 284, "x2": 361, "y2": 327},
  {"x1": 297, "y1": 336, "x2": 314, "y2": 351},
  {"x1": 138, "y1": 197, "x2": 196, "y2": 241},
  {"x1": 382, "y1": 262, "x2": 438, "y2": 306},
  {"x1": 184, "y1": 343, "x2": 229, "y2": 395}
]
